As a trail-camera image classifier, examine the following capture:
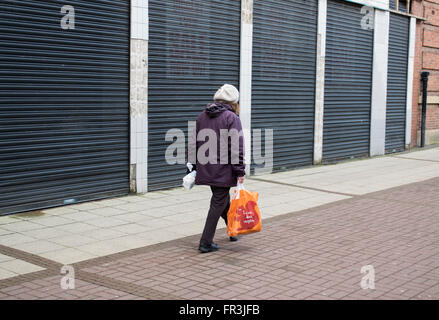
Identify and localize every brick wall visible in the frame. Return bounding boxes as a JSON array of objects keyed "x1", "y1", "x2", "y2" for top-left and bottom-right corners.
[
  {"x1": 411, "y1": 0, "x2": 439, "y2": 147},
  {"x1": 427, "y1": 104, "x2": 439, "y2": 129}
]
